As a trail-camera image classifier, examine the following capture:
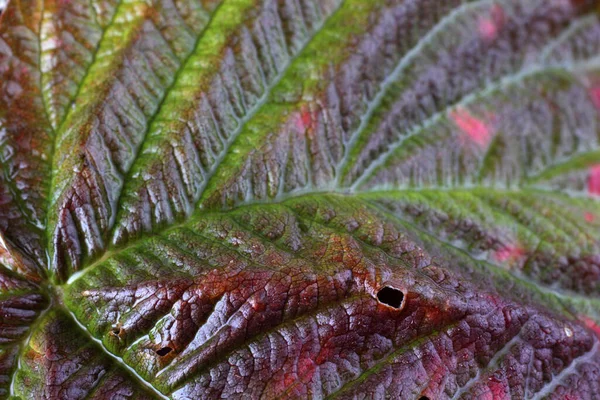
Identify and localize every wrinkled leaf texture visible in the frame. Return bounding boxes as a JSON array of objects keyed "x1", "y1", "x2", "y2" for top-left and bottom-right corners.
[{"x1": 1, "y1": 0, "x2": 600, "y2": 398}]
